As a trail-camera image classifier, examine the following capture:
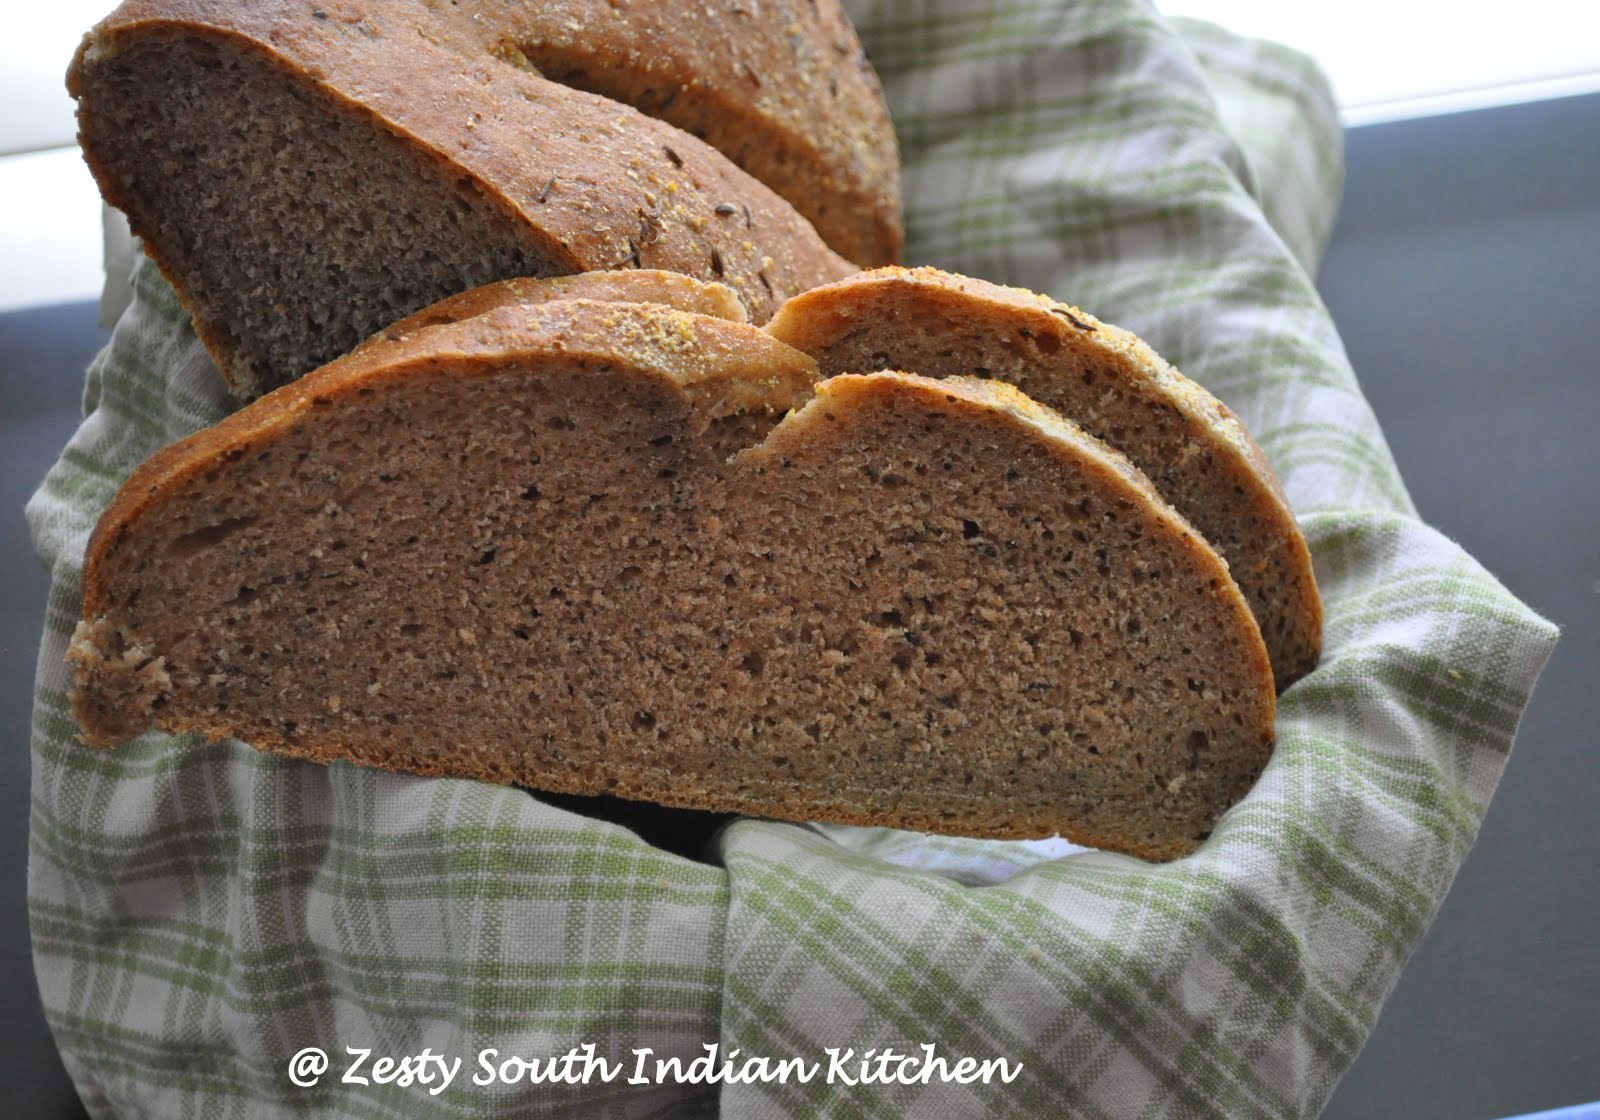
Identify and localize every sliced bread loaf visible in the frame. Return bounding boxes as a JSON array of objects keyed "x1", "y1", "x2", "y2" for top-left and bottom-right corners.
[
  {"x1": 765, "y1": 266, "x2": 1322, "y2": 689},
  {"x1": 70, "y1": 294, "x2": 1275, "y2": 860},
  {"x1": 69, "y1": 0, "x2": 856, "y2": 399},
  {"x1": 427, "y1": 0, "x2": 903, "y2": 265}
]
